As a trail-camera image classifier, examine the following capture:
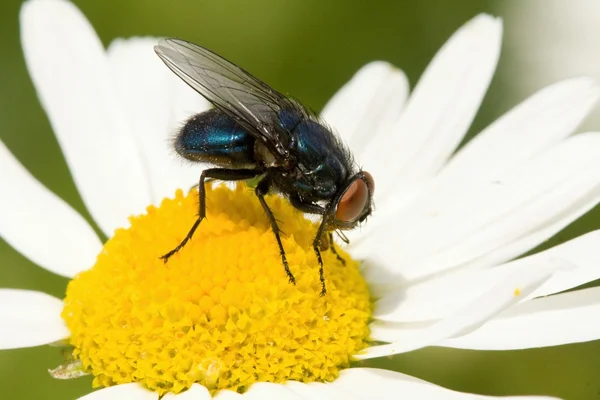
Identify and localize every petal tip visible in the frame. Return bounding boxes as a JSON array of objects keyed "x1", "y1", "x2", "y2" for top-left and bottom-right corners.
[
  {"x1": 360, "y1": 60, "x2": 408, "y2": 83},
  {"x1": 21, "y1": 0, "x2": 74, "y2": 20},
  {"x1": 107, "y1": 36, "x2": 161, "y2": 54},
  {"x1": 470, "y1": 13, "x2": 503, "y2": 27},
  {"x1": 20, "y1": 0, "x2": 92, "y2": 53},
  {"x1": 465, "y1": 13, "x2": 503, "y2": 43}
]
